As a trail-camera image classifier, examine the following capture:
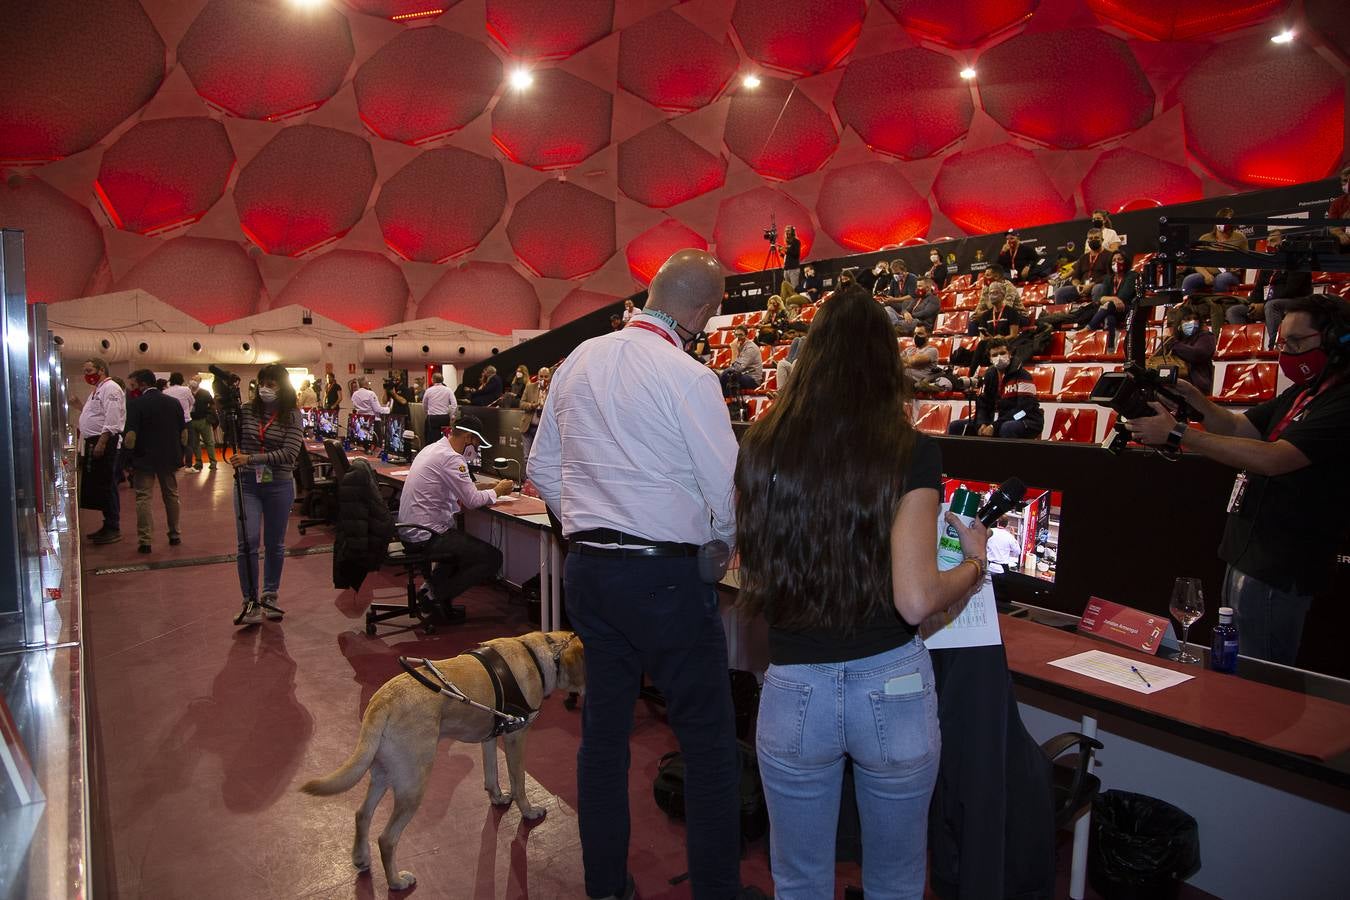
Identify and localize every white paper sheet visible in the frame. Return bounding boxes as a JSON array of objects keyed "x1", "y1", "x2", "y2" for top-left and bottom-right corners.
[
  {"x1": 492, "y1": 494, "x2": 523, "y2": 504},
  {"x1": 388, "y1": 469, "x2": 411, "y2": 477},
  {"x1": 1047, "y1": 650, "x2": 1194, "y2": 694},
  {"x1": 920, "y1": 577, "x2": 1003, "y2": 649}
]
